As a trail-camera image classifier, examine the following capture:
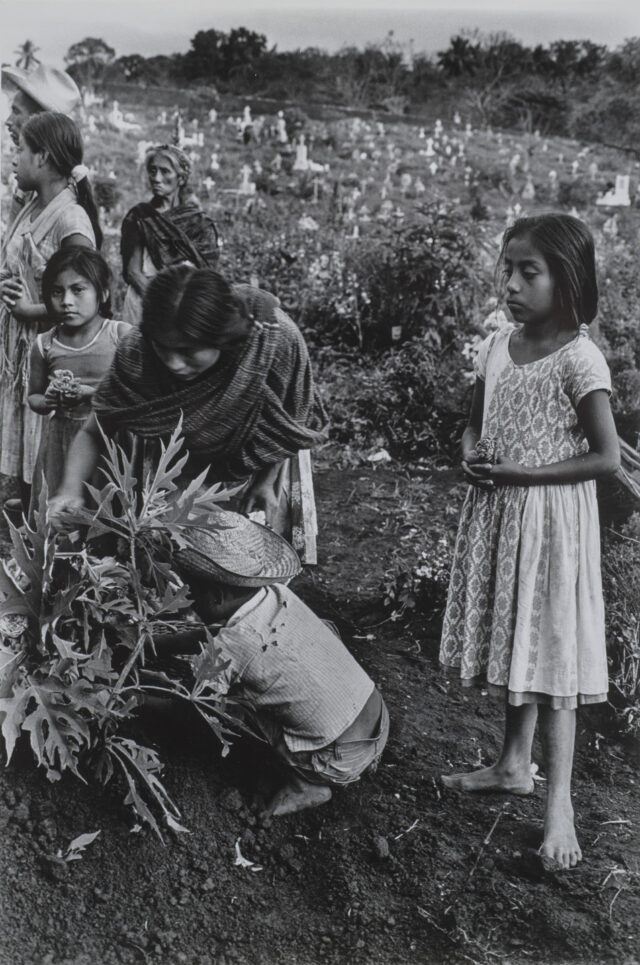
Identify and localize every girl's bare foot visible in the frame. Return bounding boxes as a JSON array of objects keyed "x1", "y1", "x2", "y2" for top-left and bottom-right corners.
[
  {"x1": 540, "y1": 801, "x2": 582, "y2": 870},
  {"x1": 441, "y1": 762, "x2": 534, "y2": 795},
  {"x1": 262, "y1": 777, "x2": 332, "y2": 818}
]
